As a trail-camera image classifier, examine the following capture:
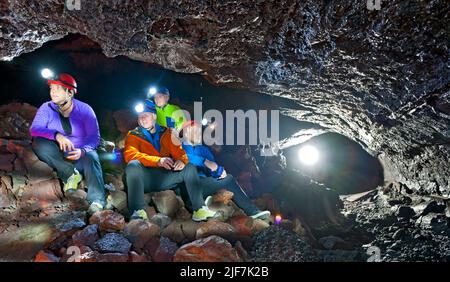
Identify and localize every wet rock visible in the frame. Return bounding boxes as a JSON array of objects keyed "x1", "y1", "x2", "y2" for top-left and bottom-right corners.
[
  {"x1": 144, "y1": 236, "x2": 178, "y2": 262},
  {"x1": 123, "y1": 219, "x2": 160, "y2": 251},
  {"x1": 94, "y1": 233, "x2": 132, "y2": 254},
  {"x1": 174, "y1": 235, "x2": 243, "y2": 262},
  {"x1": 72, "y1": 224, "x2": 99, "y2": 249},
  {"x1": 89, "y1": 210, "x2": 126, "y2": 232},
  {"x1": 150, "y1": 213, "x2": 172, "y2": 229},
  {"x1": 151, "y1": 190, "x2": 181, "y2": 217},
  {"x1": 34, "y1": 250, "x2": 60, "y2": 262}
]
